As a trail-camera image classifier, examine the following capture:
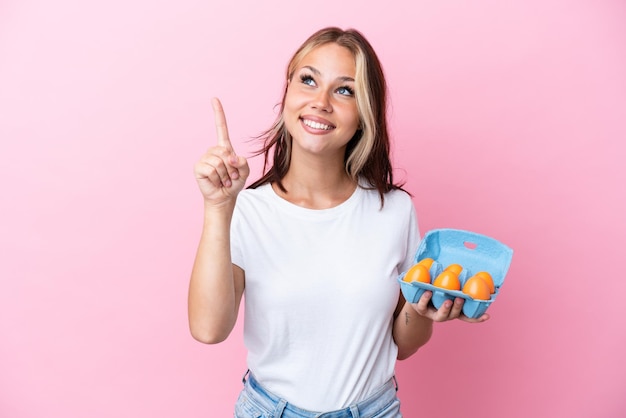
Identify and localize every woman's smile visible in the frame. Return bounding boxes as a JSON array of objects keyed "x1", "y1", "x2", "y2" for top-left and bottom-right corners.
[{"x1": 300, "y1": 116, "x2": 335, "y2": 132}]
